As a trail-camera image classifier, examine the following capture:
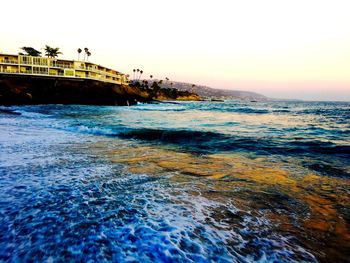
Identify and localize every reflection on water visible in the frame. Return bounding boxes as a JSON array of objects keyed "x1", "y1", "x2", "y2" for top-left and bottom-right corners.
[
  {"x1": 105, "y1": 141, "x2": 350, "y2": 262},
  {"x1": 0, "y1": 101, "x2": 349, "y2": 262}
]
